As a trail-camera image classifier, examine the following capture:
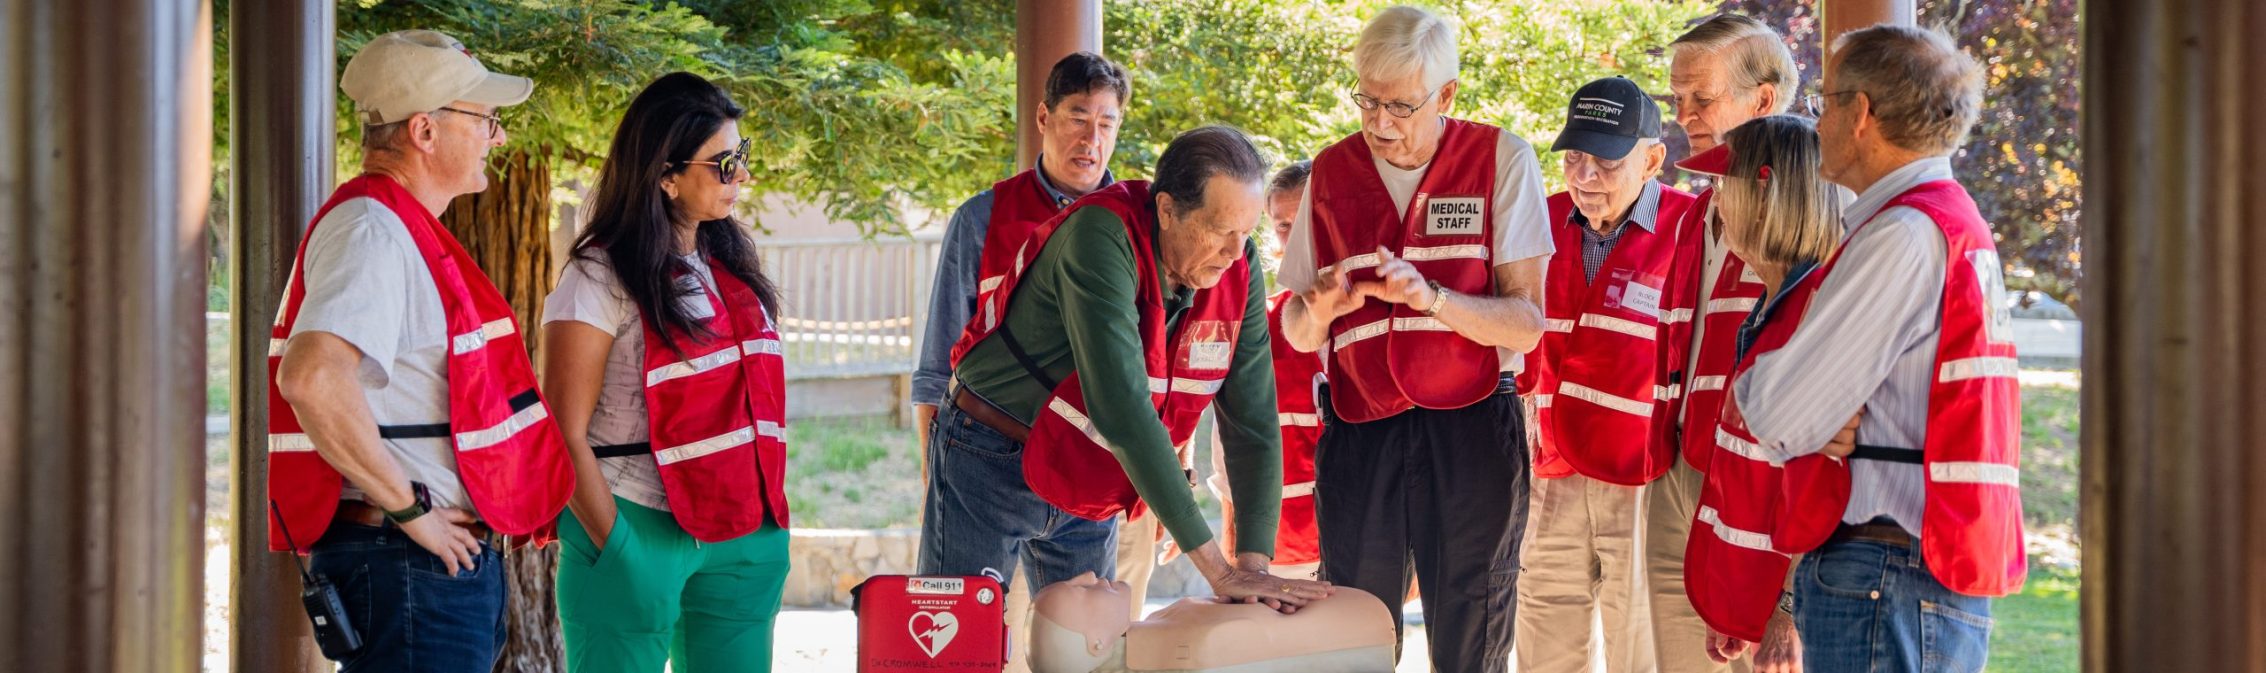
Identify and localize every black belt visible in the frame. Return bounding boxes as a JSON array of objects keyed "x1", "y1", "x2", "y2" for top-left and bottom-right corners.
[
  {"x1": 592, "y1": 443, "x2": 650, "y2": 459},
  {"x1": 1849, "y1": 444, "x2": 1924, "y2": 464},
  {"x1": 1830, "y1": 518, "x2": 1915, "y2": 547},
  {"x1": 375, "y1": 389, "x2": 541, "y2": 440}
]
